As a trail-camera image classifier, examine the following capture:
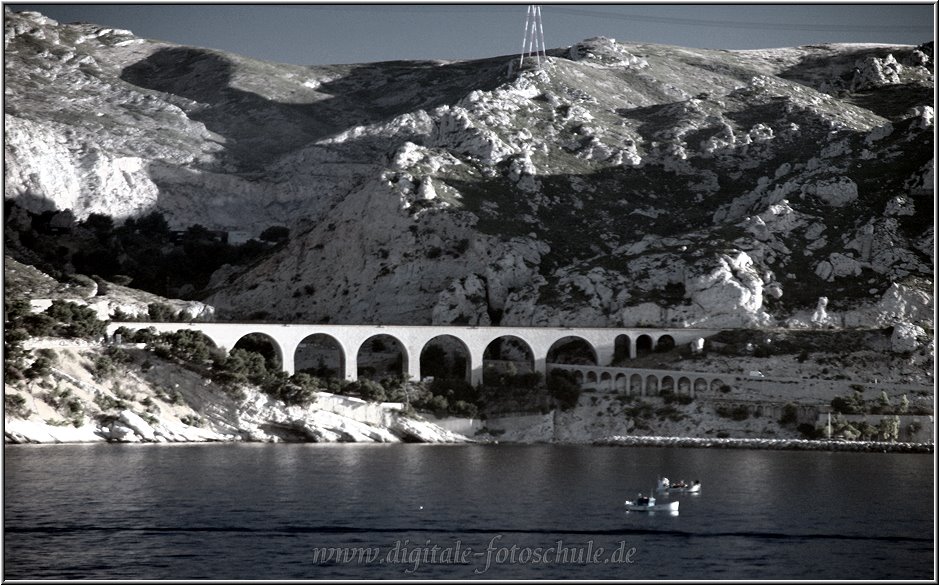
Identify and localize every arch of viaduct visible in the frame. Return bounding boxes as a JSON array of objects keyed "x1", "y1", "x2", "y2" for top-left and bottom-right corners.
[
  {"x1": 549, "y1": 365, "x2": 819, "y2": 420},
  {"x1": 107, "y1": 322, "x2": 719, "y2": 386},
  {"x1": 550, "y1": 364, "x2": 730, "y2": 399}
]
